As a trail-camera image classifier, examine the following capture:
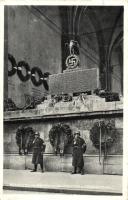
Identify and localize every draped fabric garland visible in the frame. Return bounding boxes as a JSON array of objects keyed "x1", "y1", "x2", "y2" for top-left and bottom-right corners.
[{"x1": 8, "y1": 53, "x2": 50, "y2": 90}]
